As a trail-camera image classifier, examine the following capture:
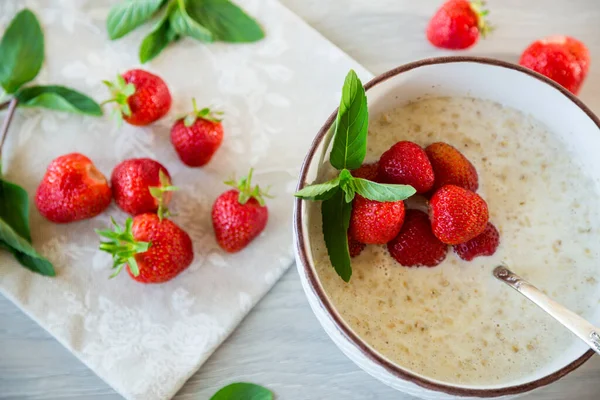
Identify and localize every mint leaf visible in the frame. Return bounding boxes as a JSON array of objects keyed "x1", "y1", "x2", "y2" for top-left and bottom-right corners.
[
  {"x1": 352, "y1": 178, "x2": 416, "y2": 202},
  {"x1": 0, "y1": 179, "x2": 31, "y2": 242},
  {"x1": 0, "y1": 217, "x2": 55, "y2": 276},
  {"x1": 16, "y1": 85, "x2": 103, "y2": 116},
  {"x1": 169, "y1": 0, "x2": 213, "y2": 42},
  {"x1": 107, "y1": 0, "x2": 165, "y2": 40},
  {"x1": 322, "y1": 190, "x2": 352, "y2": 282},
  {"x1": 210, "y1": 383, "x2": 272, "y2": 400},
  {"x1": 295, "y1": 176, "x2": 340, "y2": 201},
  {"x1": 0, "y1": 9, "x2": 44, "y2": 94},
  {"x1": 329, "y1": 70, "x2": 368, "y2": 171},
  {"x1": 139, "y1": 9, "x2": 174, "y2": 63},
  {"x1": 186, "y1": 0, "x2": 265, "y2": 43}
]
